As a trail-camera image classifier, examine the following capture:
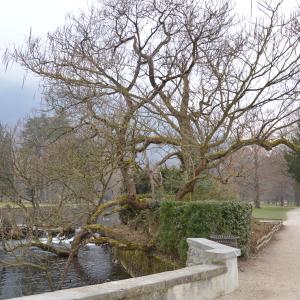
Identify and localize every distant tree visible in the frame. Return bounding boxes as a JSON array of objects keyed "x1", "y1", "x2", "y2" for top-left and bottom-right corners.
[
  {"x1": 21, "y1": 114, "x2": 71, "y2": 155},
  {"x1": 261, "y1": 149, "x2": 294, "y2": 206},
  {"x1": 285, "y1": 125, "x2": 300, "y2": 185},
  {"x1": 218, "y1": 146, "x2": 295, "y2": 206},
  {"x1": 253, "y1": 146, "x2": 262, "y2": 208},
  {"x1": 285, "y1": 124, "x2": 300, "y2": 205},
  {"x1": 0, "y1": 123, "x2": 14, "y2": 200},
  {"x1": 17, "y1": 114, "x2": 72, "y2": 203},
  {"x1": 0, "y1": 123, "x2": 14, "y2": 199}
]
